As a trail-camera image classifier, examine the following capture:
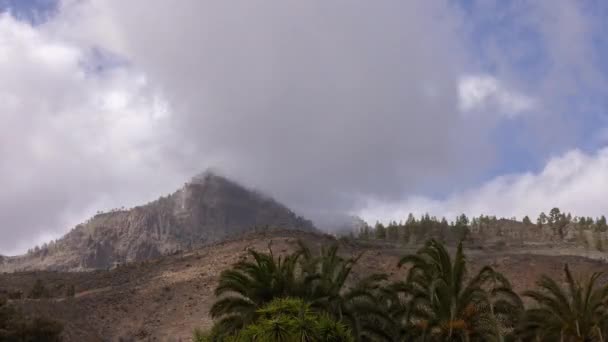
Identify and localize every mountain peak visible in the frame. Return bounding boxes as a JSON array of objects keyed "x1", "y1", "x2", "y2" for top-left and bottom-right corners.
[
  {"x1": 0, "y1": 174, "x2": 315, "y2": 271},
  {"x1": 190, "y1": 169, "x2": 227, "y2": 184}
]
